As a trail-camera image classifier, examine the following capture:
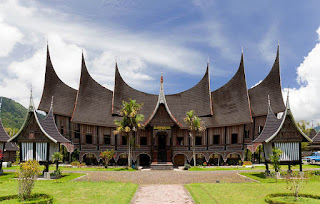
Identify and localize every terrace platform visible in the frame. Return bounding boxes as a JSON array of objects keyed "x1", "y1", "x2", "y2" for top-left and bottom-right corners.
[{"x1": 150, "y1": 162, "x2": 173, "y2": 170}]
